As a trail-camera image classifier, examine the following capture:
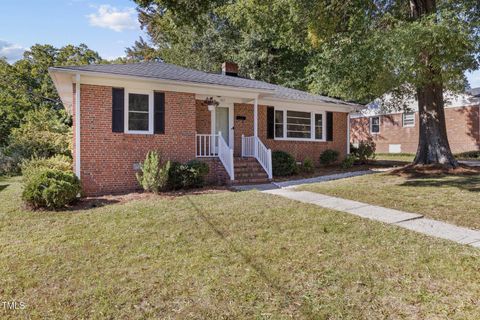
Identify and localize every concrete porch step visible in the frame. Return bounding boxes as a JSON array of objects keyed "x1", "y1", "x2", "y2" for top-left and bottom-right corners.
[{"x1": 230, "y1": 177, "x2": 271, "y2": 185}]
